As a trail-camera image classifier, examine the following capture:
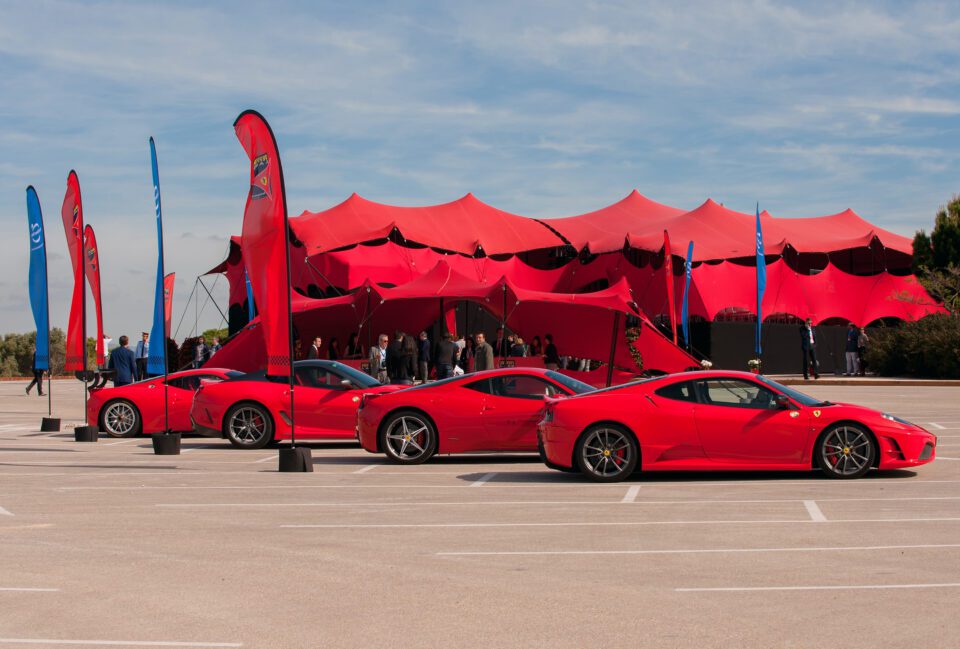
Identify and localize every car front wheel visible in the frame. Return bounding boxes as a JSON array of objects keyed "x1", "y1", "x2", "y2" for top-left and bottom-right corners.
[
  {"x1": 100, "y1": 400, "x2": 141, "y2": 437},
  {"x1": 224, "y1": 403, "x2": 274, "y2": 449},
  {"x1": 381, "y1": 411, "x2": 437, "y2": 464},
  {"x1": 575, "y1": 425, "x2": 639, "y2": 482},
  {"x1": 816, "y1": 424, "x2": 876, "y2": 479}
]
